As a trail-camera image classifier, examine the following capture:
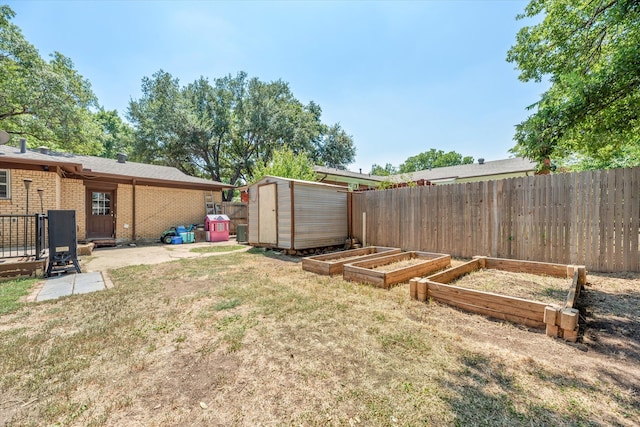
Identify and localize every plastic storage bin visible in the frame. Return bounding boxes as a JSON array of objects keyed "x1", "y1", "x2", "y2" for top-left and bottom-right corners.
[{"x1": 179, "y1": 232, "x2": 195, "y2": 243}]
